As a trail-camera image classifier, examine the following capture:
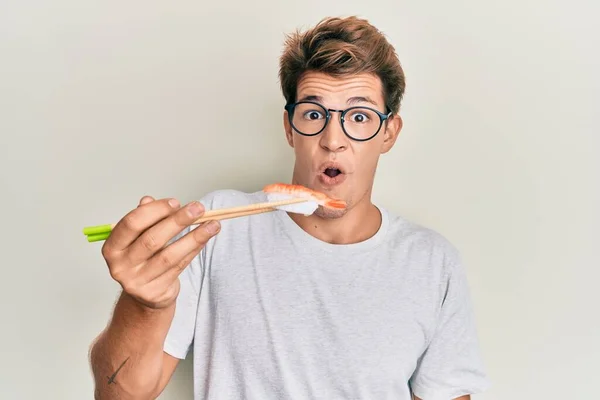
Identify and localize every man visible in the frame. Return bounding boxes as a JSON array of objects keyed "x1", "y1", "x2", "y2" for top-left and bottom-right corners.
[{"x1": 89, "y1": 16, "x2": 490, "y2": 400}]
